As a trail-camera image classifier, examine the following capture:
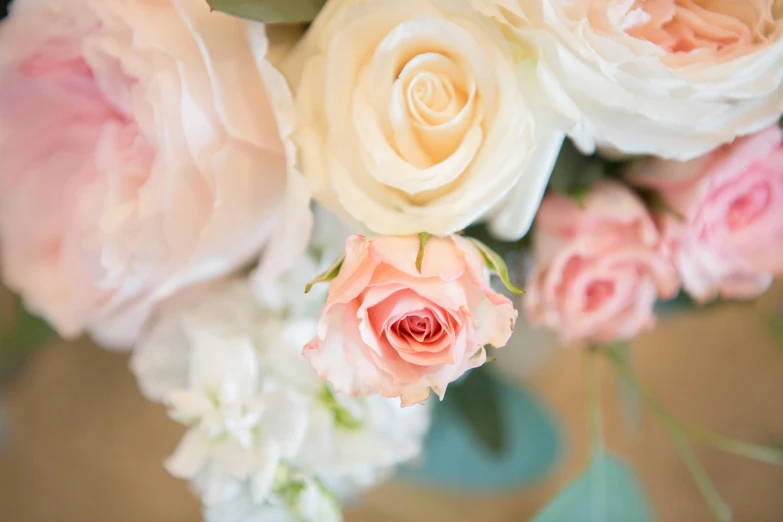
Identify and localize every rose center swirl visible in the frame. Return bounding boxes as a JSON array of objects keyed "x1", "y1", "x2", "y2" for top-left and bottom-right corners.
[
  {"x1": 390, "y1": 52, "x2": 478, "y2": 166},
  {"x1": 608, "y1": 0, "x2": 779, "y2": 54}
]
